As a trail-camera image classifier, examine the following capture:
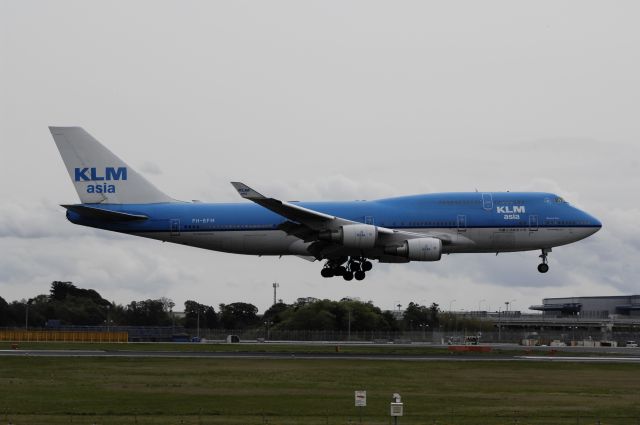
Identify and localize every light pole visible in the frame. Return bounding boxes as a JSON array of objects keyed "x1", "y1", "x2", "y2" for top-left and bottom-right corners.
[
  {"x1": 272, "y1": 282, "x2": 279, "y2": 306},
  {"x1": 348, "y1": 309, "x2": 351, "y2": 341},
  {"x1": 106, "y1": 305, "x2": 111, "y2": 332},
  {"x1": 25, "y1": 299, "x2": 33, "y2": 330},
  {"x1": 197, "y1": 309, "x2": 200, "y2": 339},
  {"x1": 498, "y1": 307, "x2": 502, "y2": 342},
  {"x1": 169, "y1": 301, "x2": 175, "y2": 335},
  {"x1": 264, "y1": 320, "x2": 273, "y2": 341},
  {"x1": 419, "y1": 323, "x2": 429, "y2": 341},
  {"x1": 505, "y1": 299, "x2": 516, "y2": 312}
]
